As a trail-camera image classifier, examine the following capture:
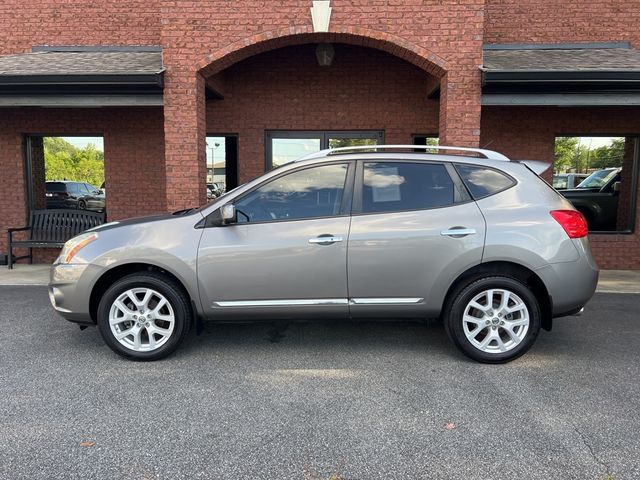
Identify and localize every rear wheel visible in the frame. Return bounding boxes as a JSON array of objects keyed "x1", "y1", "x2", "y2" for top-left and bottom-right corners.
[
  {"x1": 97, "y1": 272, "x2": 191, "y2": 360},
  {"x1": 77, "y1": 200, "x2": 87, "y2": 210},
  {"x1": 445, "y1": 276, "x2": 541, "y2": 363}
]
